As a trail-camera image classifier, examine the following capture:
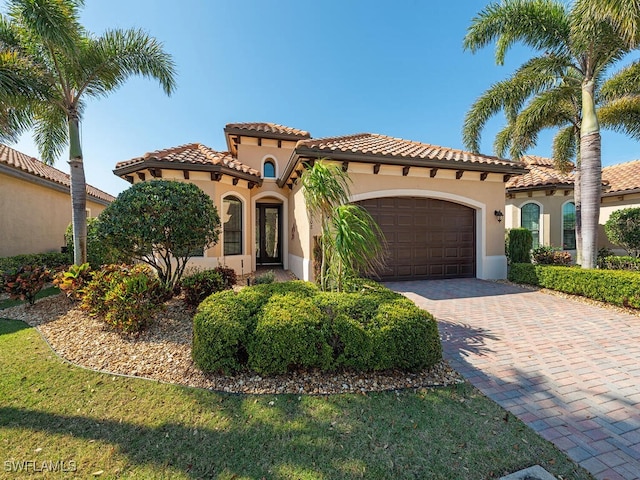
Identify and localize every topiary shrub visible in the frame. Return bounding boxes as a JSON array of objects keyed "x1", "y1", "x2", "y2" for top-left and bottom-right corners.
[
  {"x1": 192, "y1": 280, "x2": 443, "y2": 376},
  {"x1": 248, "y1": 293, "x2": 333, "y2": 374},
  {"x1": 604, "y1": 207, "x2": 640, "y2": 256},
  {"x1": 506, "y1": 228, "x2": 533, "y2": 264},
  {"x1": 192, "y1": 291, "x2": 252, "y2": 373},
  {"x1": 181, "y1": 269, "x2": 226, "y2": 307},
  {"x1": 53, "y1": 263, "x2": 92, "y2": 301},
  {"x1": 369, "y1": 299, "x2": 441, "y2": 371},
  {"x1": 97, "y1": 180, "x2": 221, "y2": 291},
  {"x1": 2, "y1": 265, "x2": 52, "y2": 305}
]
